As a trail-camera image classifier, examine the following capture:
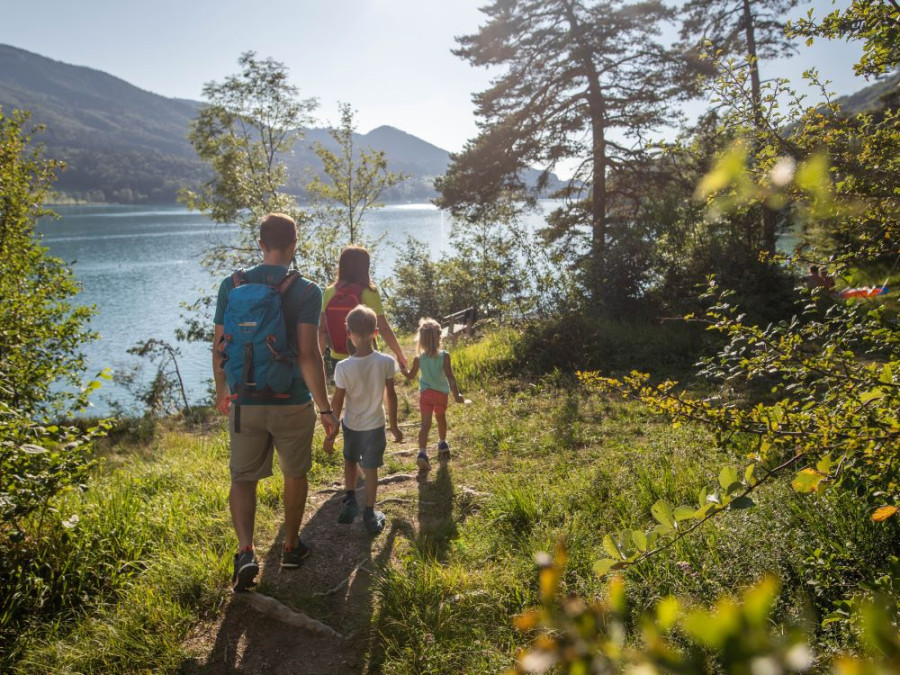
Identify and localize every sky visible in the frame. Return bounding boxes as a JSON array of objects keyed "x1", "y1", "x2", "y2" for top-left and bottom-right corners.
[{"x1": 0, "y1": 0, "x2": 866, "y2": 155}]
